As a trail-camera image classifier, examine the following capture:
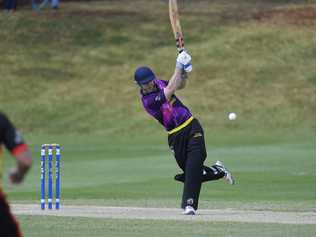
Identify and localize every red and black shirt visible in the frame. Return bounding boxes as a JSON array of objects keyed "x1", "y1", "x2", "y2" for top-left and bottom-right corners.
[{"x1": 0, "y1": 112, "x2": 28, "y2": 180}]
